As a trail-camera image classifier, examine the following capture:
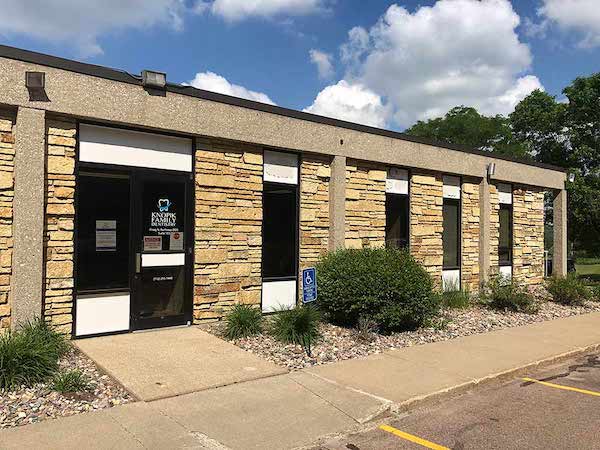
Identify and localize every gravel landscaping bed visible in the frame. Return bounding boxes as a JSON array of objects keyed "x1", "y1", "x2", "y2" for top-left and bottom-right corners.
[
  {"x1": 205, "y1": 301, "x2": 600, "y2": 371},
  {"x1": 0, "y1": 348, "x2": 133, "y2": 429}
]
